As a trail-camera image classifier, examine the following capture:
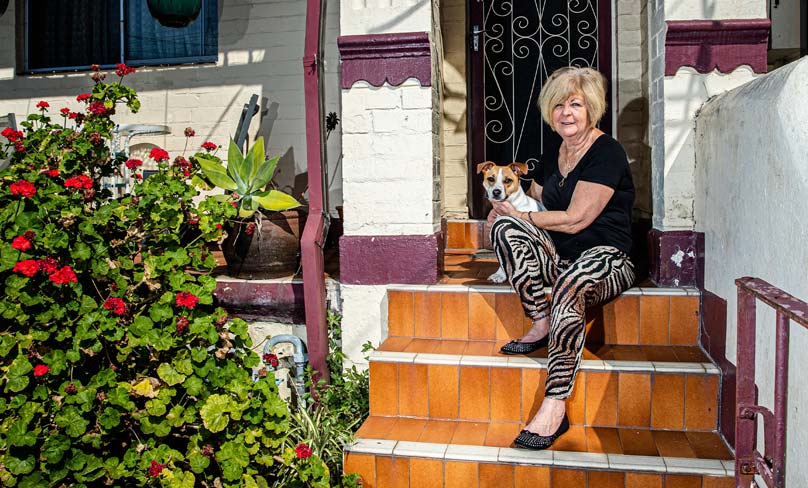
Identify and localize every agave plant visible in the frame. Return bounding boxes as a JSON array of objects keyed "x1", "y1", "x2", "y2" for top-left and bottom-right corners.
[{"x1": 196, "y1": 136, "x2": 300, "y2": 218}]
